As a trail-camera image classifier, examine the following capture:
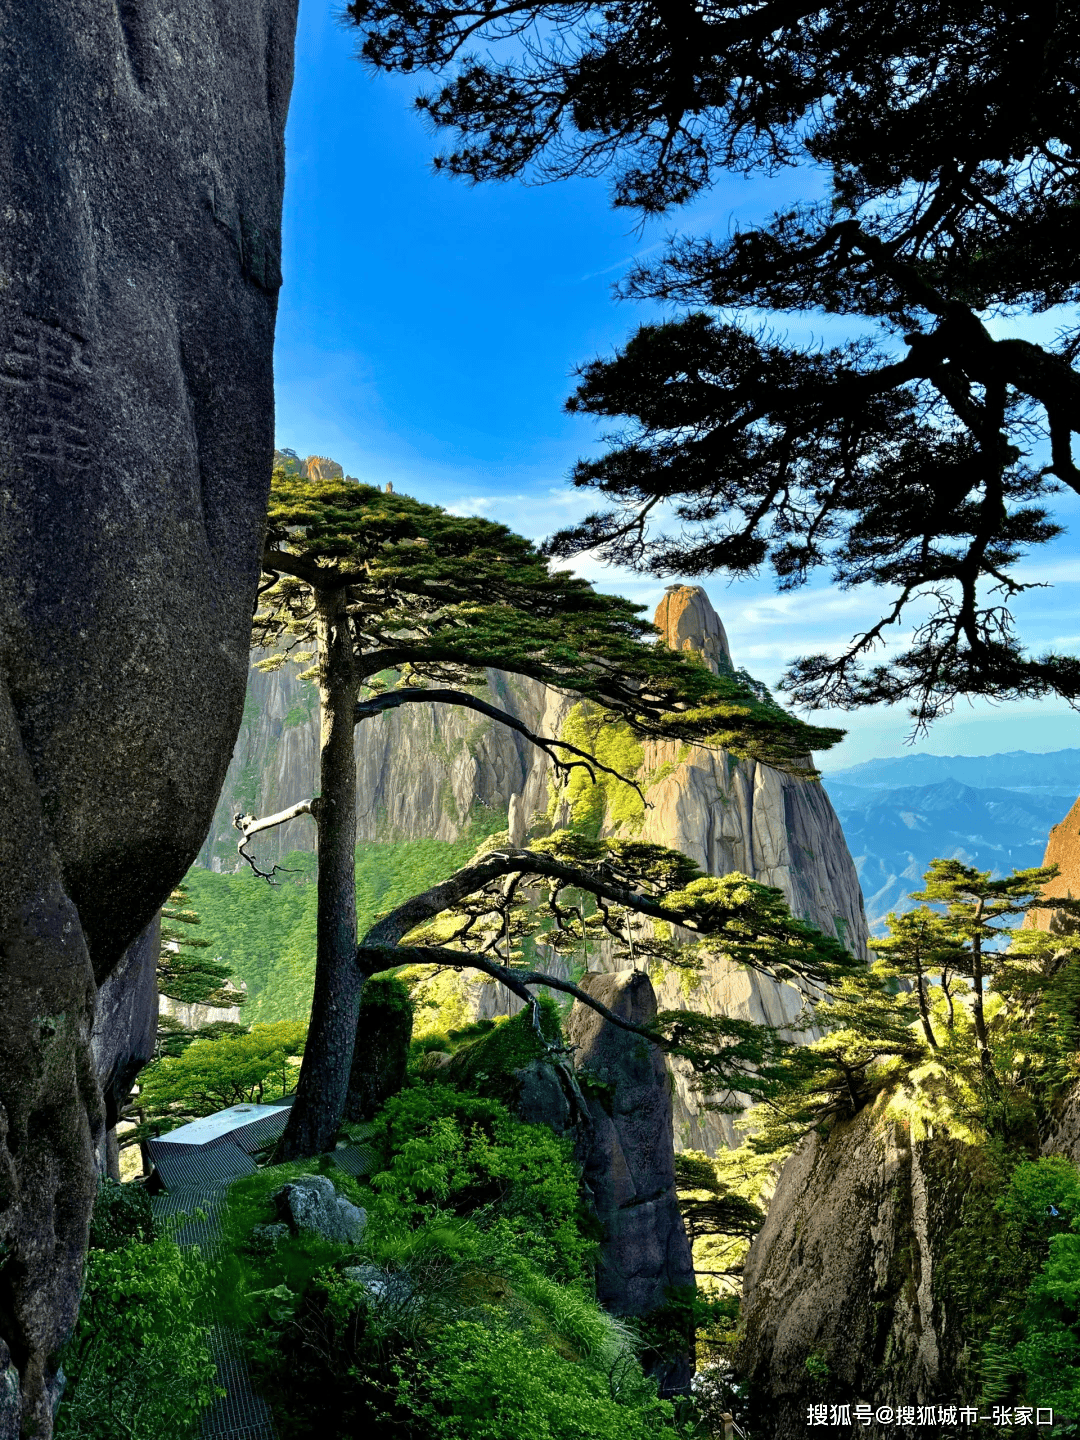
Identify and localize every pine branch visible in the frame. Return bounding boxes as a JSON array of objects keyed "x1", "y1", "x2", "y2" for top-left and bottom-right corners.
[{"x1": 355, "y1": 686, "x2": 648, "y2": 802}]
